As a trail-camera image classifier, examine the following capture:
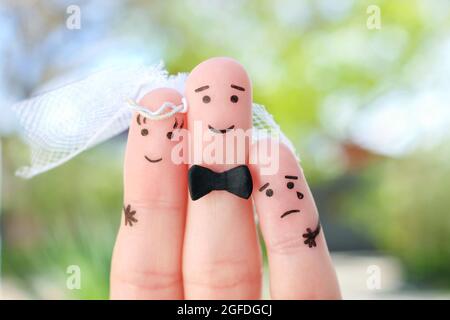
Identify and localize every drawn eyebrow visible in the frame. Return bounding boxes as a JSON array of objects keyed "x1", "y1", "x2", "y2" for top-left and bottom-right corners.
[
  {"x1": 173, "y1": 118, "x2": 178, "y2": 129},
  {"x1": 195, "y1": 85, "x2": 210, "y2": 92},
  {"x1": 259, "y1": 183, "x2": 270, "y2": 192},
  {"x1": 231, "y1": 84, "x2": 245, "y2": 91},
  {"x1": 285, "y1": 175, "x2": 298, "y2": 180},
  {"x1": 143, "y1": 117, "x2": 146, "y2": 124},
  {"x1": 137, "y1": 114, "x2": 141, "y2": 126}
]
